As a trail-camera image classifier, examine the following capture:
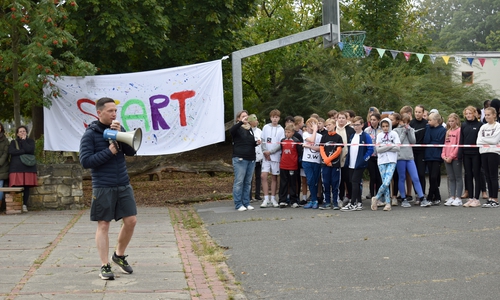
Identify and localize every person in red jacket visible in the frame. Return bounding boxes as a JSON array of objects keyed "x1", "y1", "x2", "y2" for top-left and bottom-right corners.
[{"x1": 278, "y1": 125, "x2": 302, "y2": 208}]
